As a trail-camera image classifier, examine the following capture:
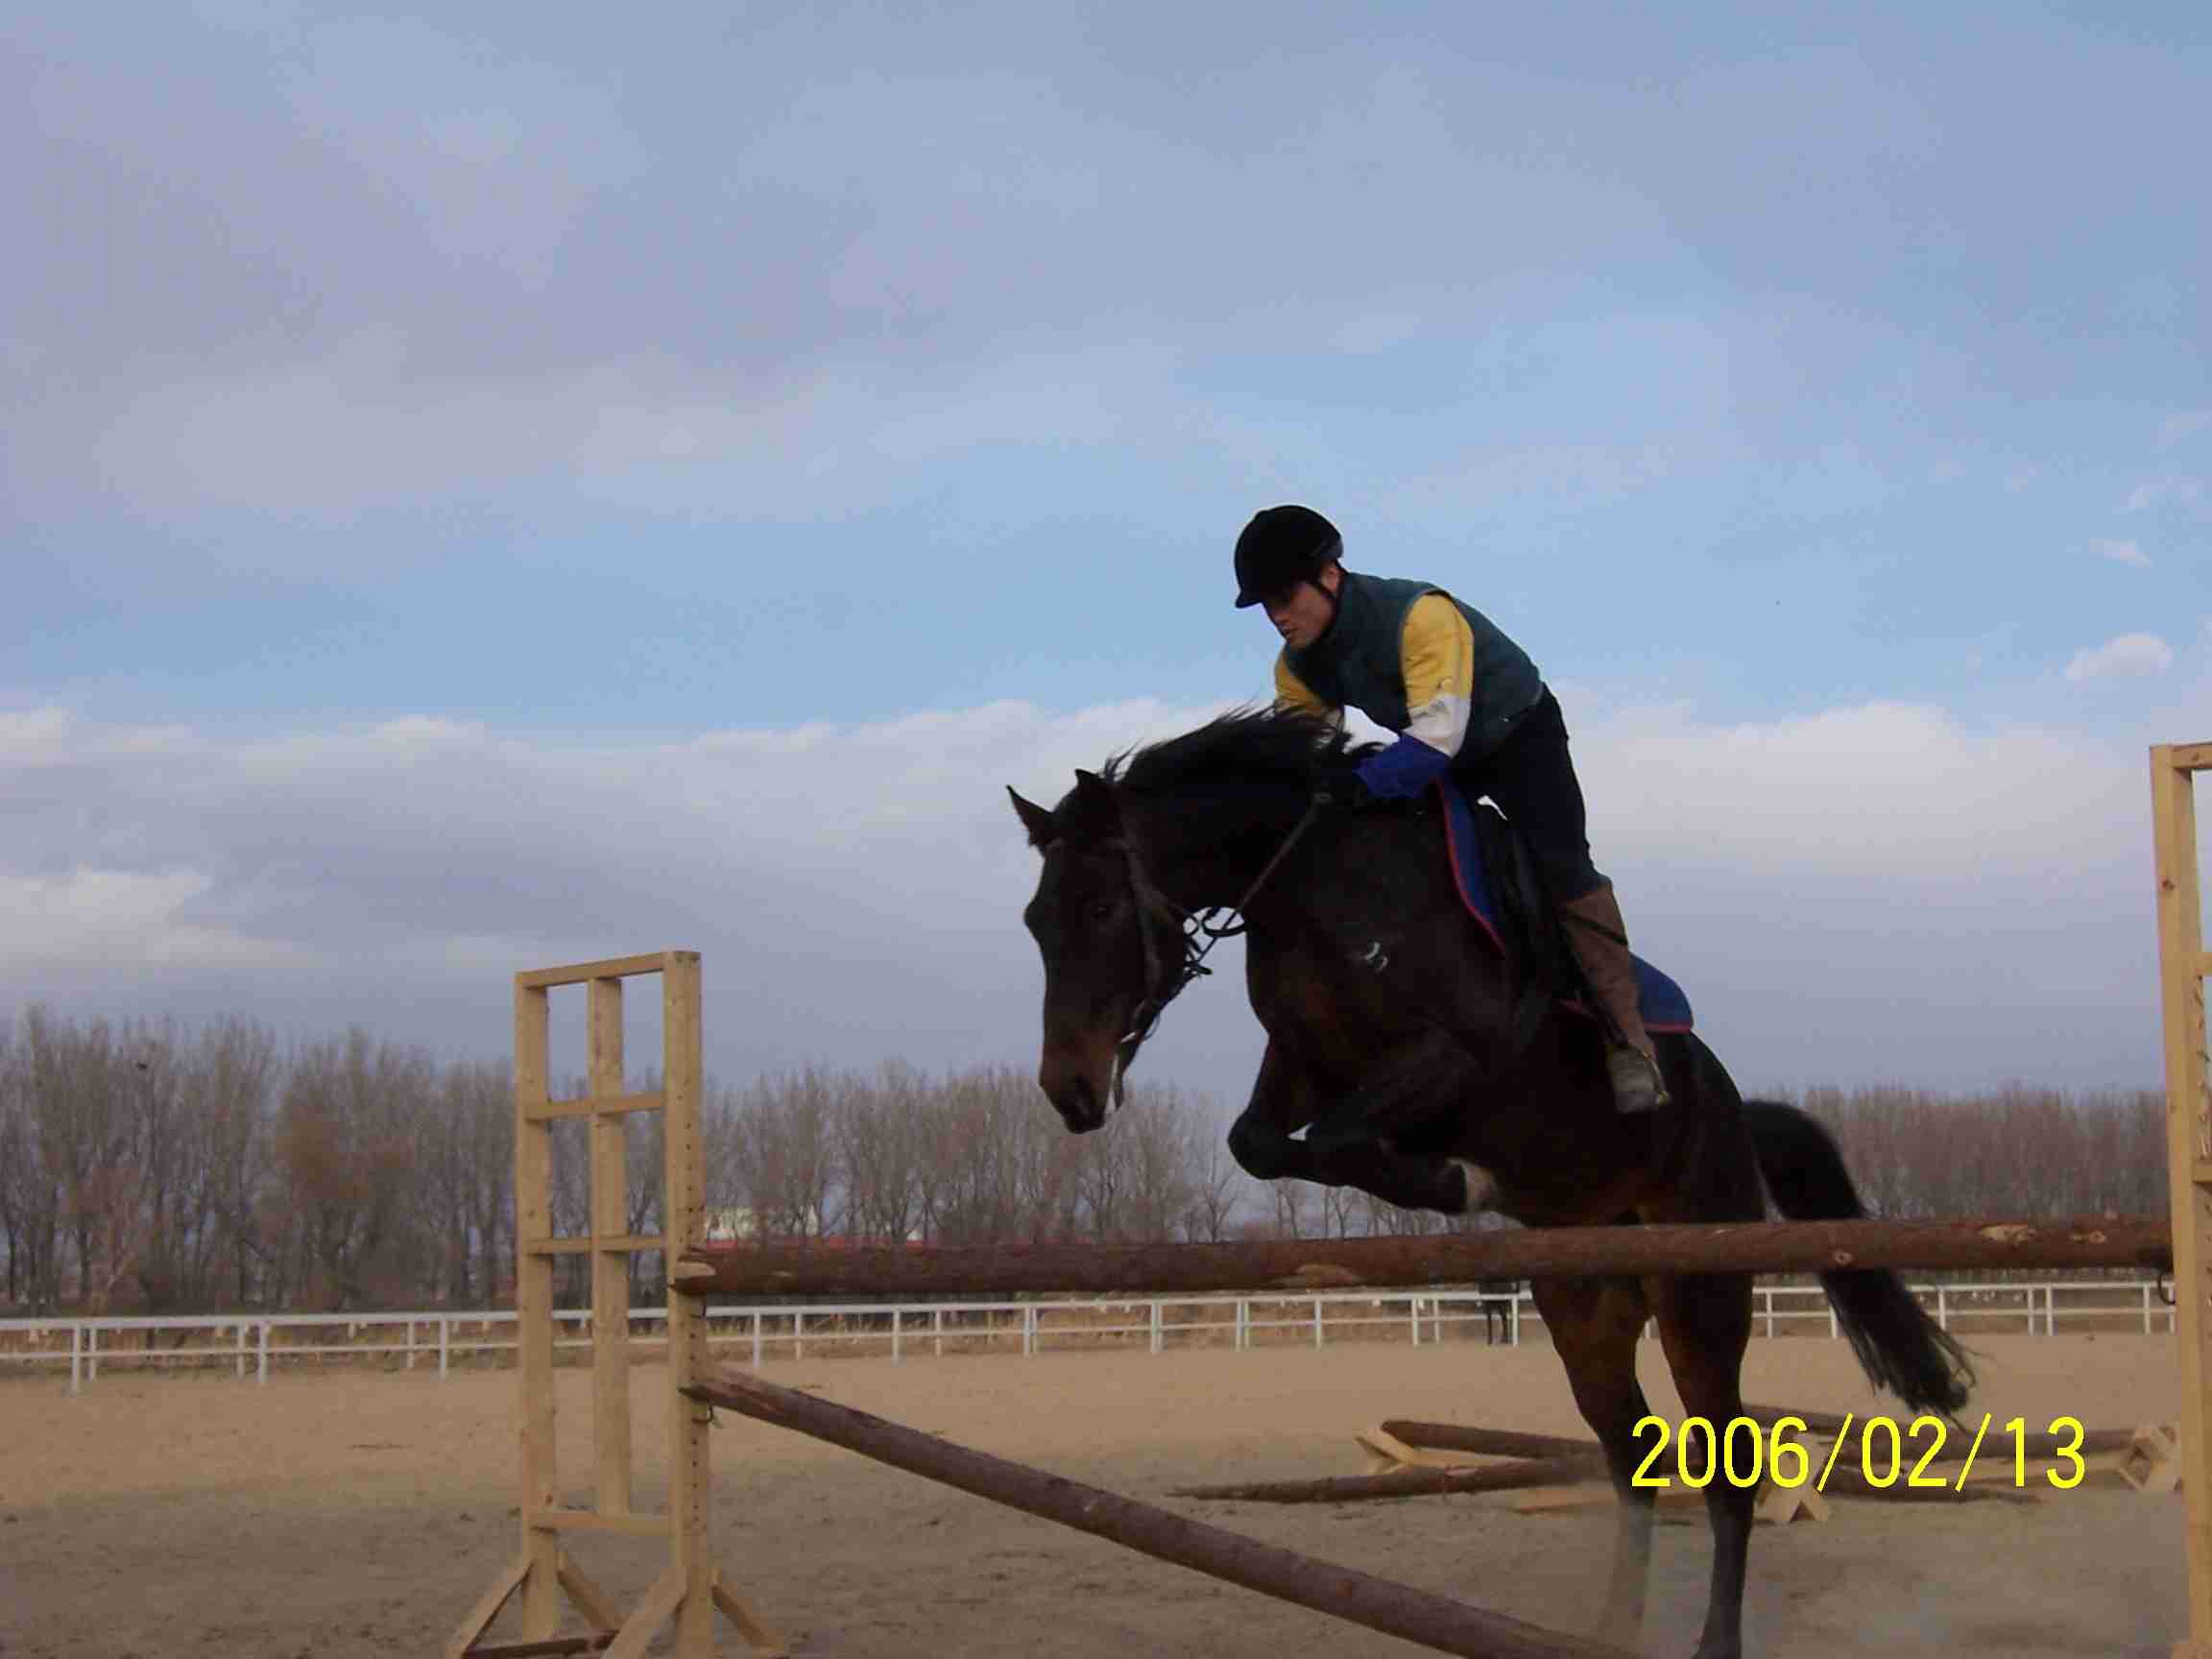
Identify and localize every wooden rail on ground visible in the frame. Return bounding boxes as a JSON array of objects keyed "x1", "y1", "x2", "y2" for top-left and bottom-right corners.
[
  {"x1": 675, "y1": 1214, "x2": 2170, "y2": 1299},
  {"x1": 684, "y1": 1362, "x2": 1627, "y2": 1659},
  {"x1": 1170, "y1": 1456, "x2": 1605, "y2": 1506}
]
